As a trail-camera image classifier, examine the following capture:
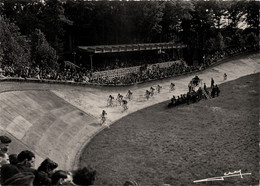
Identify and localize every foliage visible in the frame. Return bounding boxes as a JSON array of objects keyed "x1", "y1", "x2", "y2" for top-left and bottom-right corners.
[
  {"x1": 0, "y1": 0, "x2": 259, "y2": 65},
  {"x1": 0, "y1": 16, "x2": 30, "y2": 74},
  {"x1": 39, "y1": 0, "x2": 72, "y2": 53},
  {"x1": 161, "y1": 1, "x2": 194, "y2": 42},
  {"x1": 204, "y1": 38, "x2": 215, "y2": 53},
  {"x1": 246, "y1": 32, "x2": 259, "y2": 49},
  {"x1": 30, "y1": 29, "x2": 58, "y2": 70},
  {"x1": 215, "y1": 32, "x2": 225, "y2": 51},
  {"x1": 204, "y1": 32, "x2": 225, "y2": 54},
  {"x1": 245, "y1": 1, "x2": 259, "y2": 31}
]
